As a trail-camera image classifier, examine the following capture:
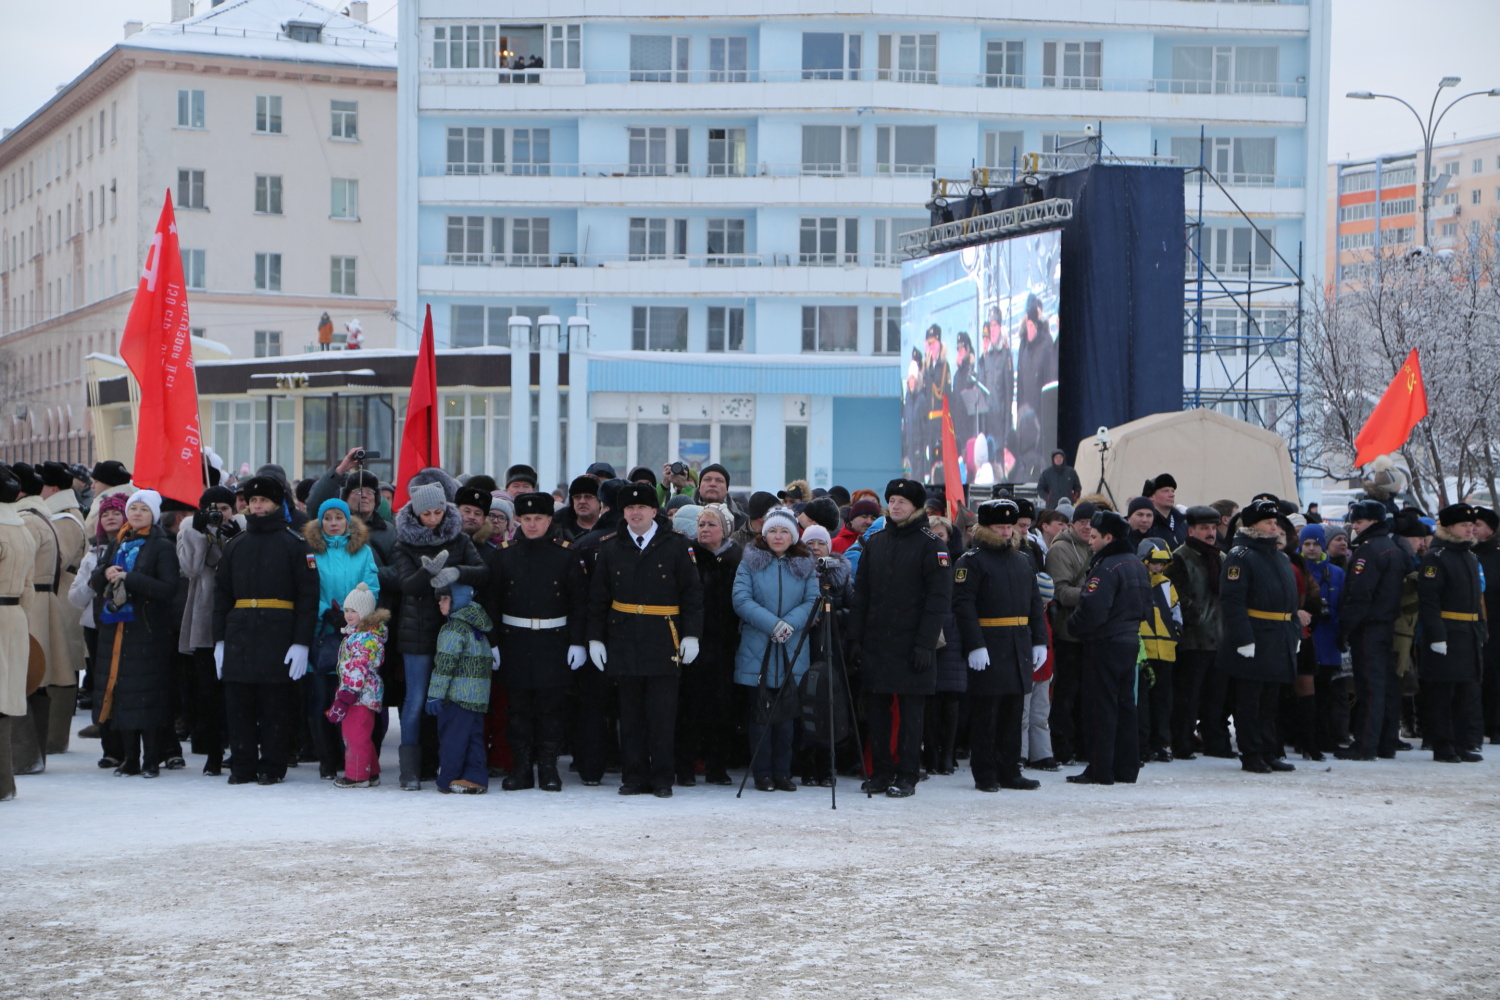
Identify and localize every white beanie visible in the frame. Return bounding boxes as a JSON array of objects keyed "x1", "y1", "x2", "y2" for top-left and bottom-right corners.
[
  {"x1": 801, "y1": 524, "x2": 831, "y2": 547},
  {"x1": 762, "y1": 506, "x2": 799, "y2": 537},
  {"x1": 124, "y1": 489, "x2": 163, "y2": 523},
  {"x1": 343, "y1": 582, "x2": 377, "y2": 620}
]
